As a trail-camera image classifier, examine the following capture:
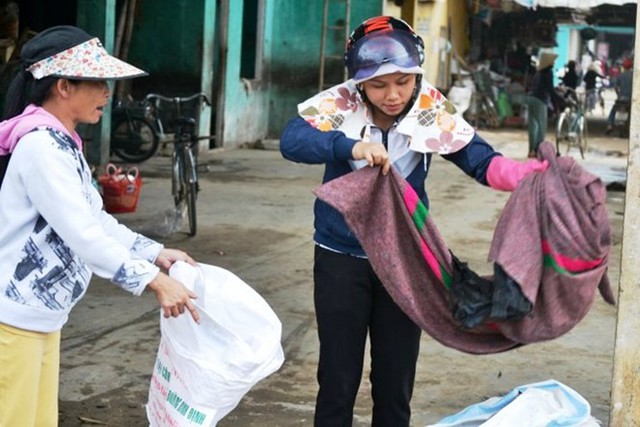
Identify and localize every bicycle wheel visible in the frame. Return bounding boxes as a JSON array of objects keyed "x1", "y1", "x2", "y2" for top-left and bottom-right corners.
[
  {"x1": 482, "y1": 98, "x2": 500, "y2": 128},
  {"x1": 111, "y1": 116, "x2": 159, "y2": 163},
  {"x1": 555, "y1": 112, "x2": 570, "y2": 156},
  {"x1": 575, "y1": 118, "x2": 584, "y2": 159},
  {"x1": 172, "y1": 149, "x2": 183, "y2": 207},
  {"x1": 577, "y1": 114, "x2": 587, "y2": 159},
  {"x1": 184, "y1": 148, "x2": 198, "y2": 236}
]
